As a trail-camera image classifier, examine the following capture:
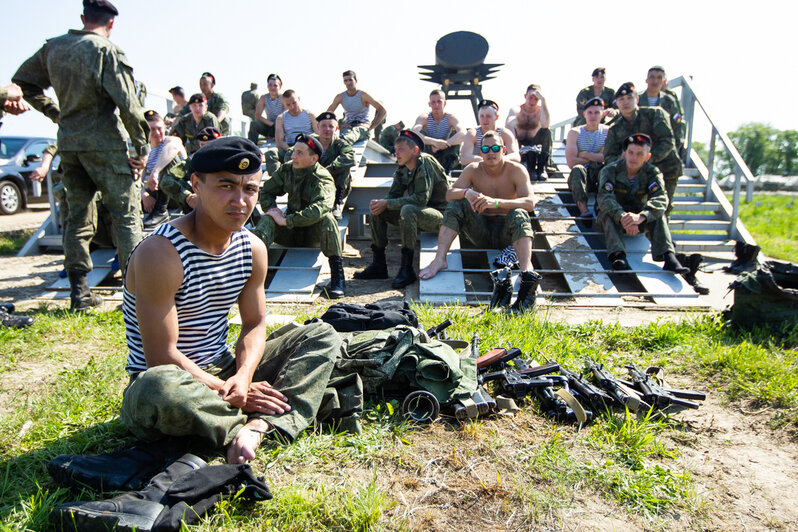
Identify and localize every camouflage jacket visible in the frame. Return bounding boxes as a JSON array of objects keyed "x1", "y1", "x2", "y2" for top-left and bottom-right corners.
[
  {"x1": 13, "y1": 29, "x2": 149, "y2": 155},
  {"x1": 575, "y1": 85, "x2": 616, "y2": 116},
  {"x1": 241, "y1": 89, "x2": 259, "y2": 120},
  {"x1": 160, "y1": 155, "x2": 193, "y2": 211},
  {"x1": 258, "y1": 161, "x2": 336, "y2": 229},
  {"x1": 379, "y1": 125, "x2": 400, "y2": 153},
  {"x1": 317, "y1": 136, "x2": 356, "y2": 181},
  {"x1": 385, "y1": 152, "x2": 448, "y2": 211},
  {"x1": 603, "y1": 107, "x2": 682, "y2": 179},
  {"x1": 598, "y1": 159, "x2": 668, "y2": 223},
  {"x1": 171, "y1": 112, "x2": 221, "y2": 154},
  {"x1": 639, "y1": 92, "x2": 686, "y2": 147}
]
